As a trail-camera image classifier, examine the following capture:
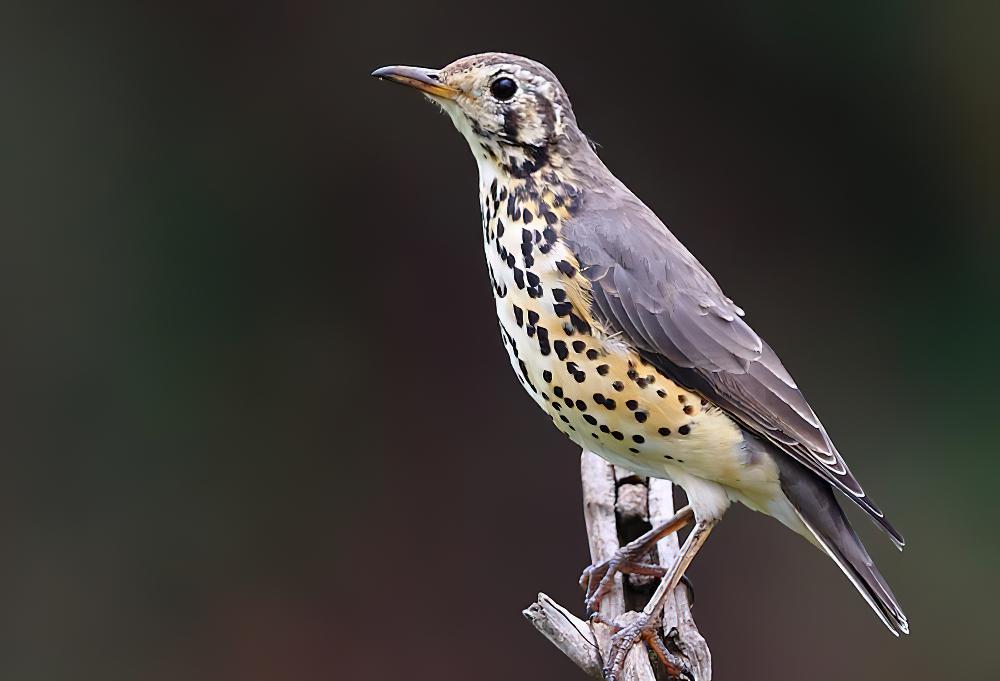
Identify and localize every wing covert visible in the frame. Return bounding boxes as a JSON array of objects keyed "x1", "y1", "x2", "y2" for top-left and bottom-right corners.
[{"x1": 562, "y1": 197, "x2": 903, "y2": 547}]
